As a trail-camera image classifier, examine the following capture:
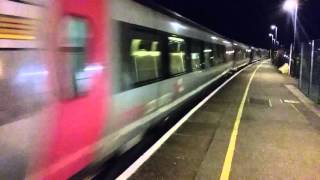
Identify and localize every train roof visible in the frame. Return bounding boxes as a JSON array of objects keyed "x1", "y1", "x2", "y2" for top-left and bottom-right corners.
[{"x1": 134, "y1": 0, "x2": 263, "y2": 50}]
